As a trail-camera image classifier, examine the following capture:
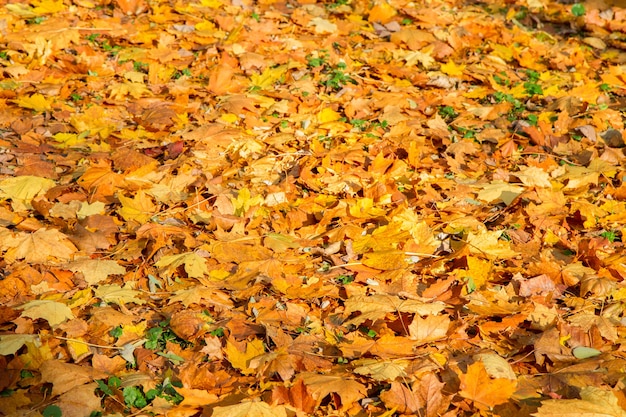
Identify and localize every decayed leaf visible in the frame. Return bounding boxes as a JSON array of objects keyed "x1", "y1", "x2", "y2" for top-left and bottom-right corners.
[
  {"x1": 380, "y1": 373, "x2": 446, "y2": 417},
  {"x1": 459, "y1": 361, "x2": 516, "y2": 409},
  {"x1": 56, "y1": 382, "x2": 102, "y2": 417}
]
